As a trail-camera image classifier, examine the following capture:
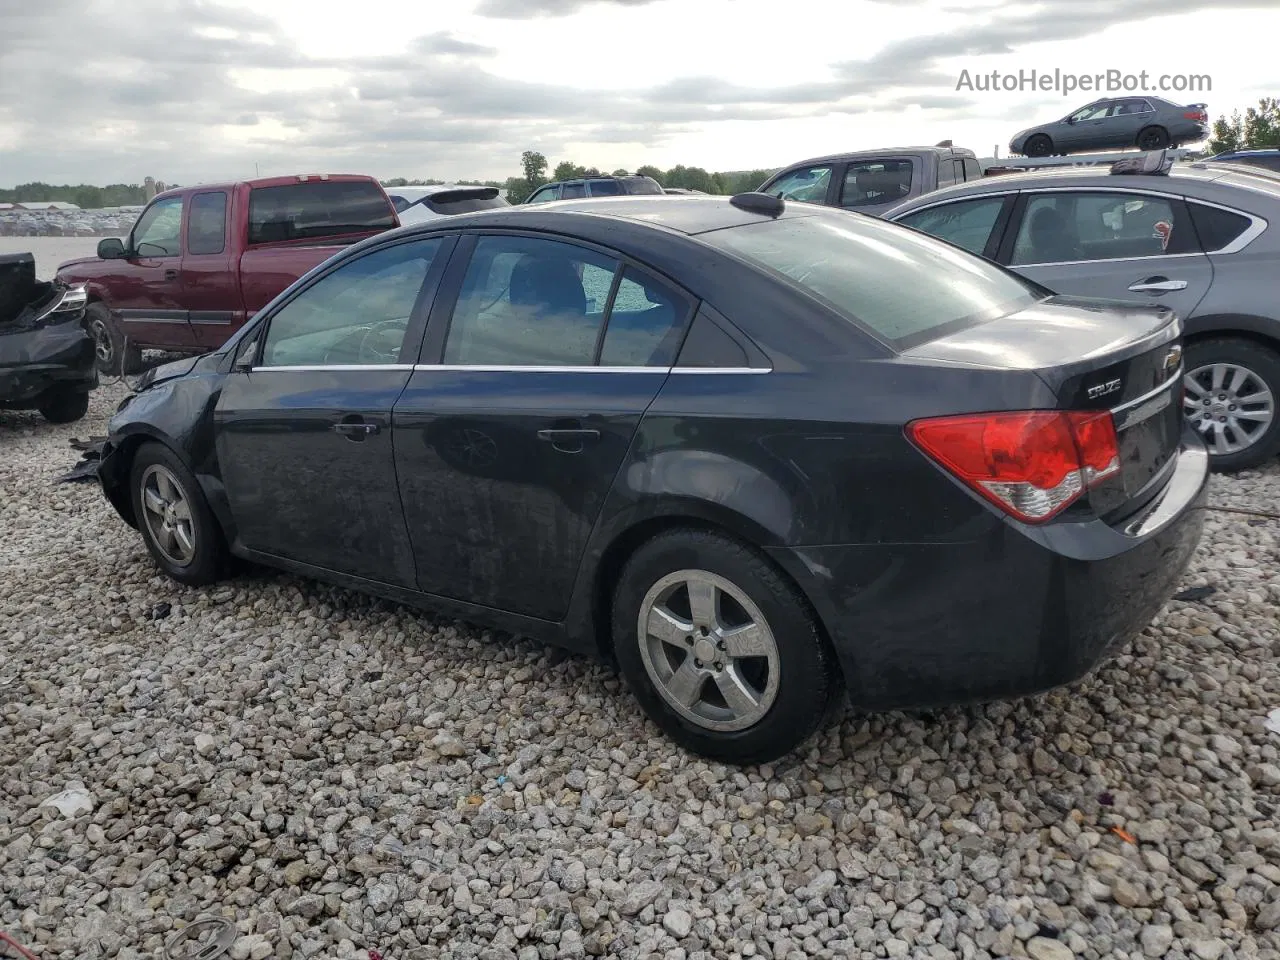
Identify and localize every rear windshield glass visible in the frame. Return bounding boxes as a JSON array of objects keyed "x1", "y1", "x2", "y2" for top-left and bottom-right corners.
[
  {"x1": 425, "y1": 195, "x2": 509, "y2": 215},
  {"x1": 623, "y1": 178, "x2": 664, "y2": 196},
  {"x1": 703, "y1": 213, "x2": 1044, "y2": 349},
  {"x1": 248, "y1": 180, "x2": 396, "y2": 245}
]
